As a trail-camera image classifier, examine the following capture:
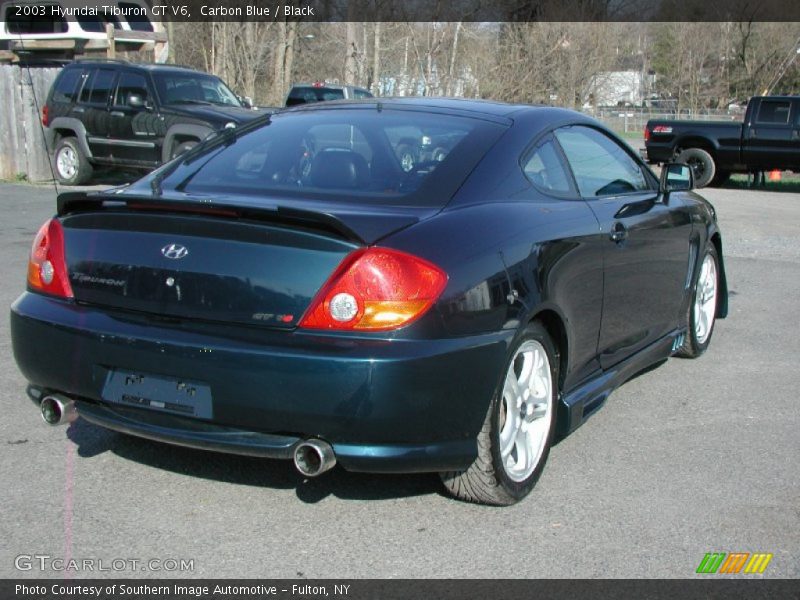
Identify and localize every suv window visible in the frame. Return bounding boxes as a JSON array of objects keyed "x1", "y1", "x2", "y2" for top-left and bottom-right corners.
[
  {"x1": 353, "y1": 89, "x2": 373, "y2": 99},
  {"x1": 555, "y1": 126, "x2": 649, "y2": 197},
  {"x1": 523, "y1": 137, "x2": 572, "y2": 194},
  {"x1": 114, "y1": 71, "x2": 150, "y2": 106},
  {"x1": 79, "y1": 69, "x2": 117, "y2": 106},
  {"x1": 757, "y1": 100, "x2": 791, "y2": 124},
  {"x1": 52, "y1": 69, "x2": 84, "y2": 104},
  {"x1": 153, "y1": 72, "x2": 241, "y2": 107}
]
